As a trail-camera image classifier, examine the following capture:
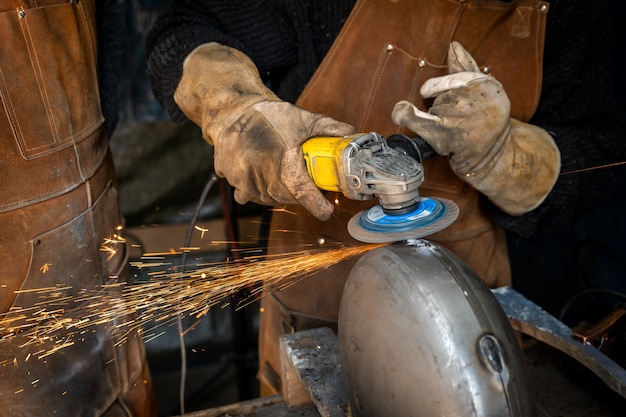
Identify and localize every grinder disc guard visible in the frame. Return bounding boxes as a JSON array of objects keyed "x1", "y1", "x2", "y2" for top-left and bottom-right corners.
[{"x1": 347, "y1": 197, "x2": 459, "y2": 243}]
